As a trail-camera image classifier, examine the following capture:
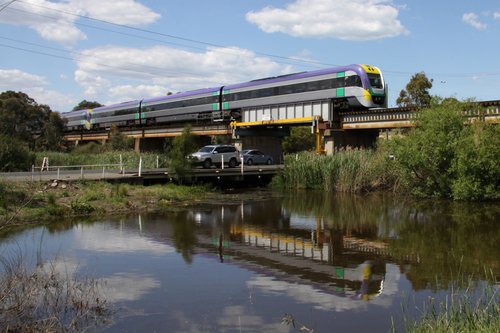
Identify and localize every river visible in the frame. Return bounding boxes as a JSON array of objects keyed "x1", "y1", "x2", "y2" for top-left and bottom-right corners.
[{"x1": 1, "y1": 190, "x2": 498, "y2": 332}]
